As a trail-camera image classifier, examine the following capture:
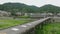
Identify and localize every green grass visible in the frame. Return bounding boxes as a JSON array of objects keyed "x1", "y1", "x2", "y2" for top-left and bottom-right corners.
[
  {"x1": 17, "y1": 16, "x2": 30, "y2": 18},
  {"x1": 37, "y1": 22, "x2": 60, "y2": 34},
  {"x1": 0, "y1": 19, "x2": 31, "y2": 29}
]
